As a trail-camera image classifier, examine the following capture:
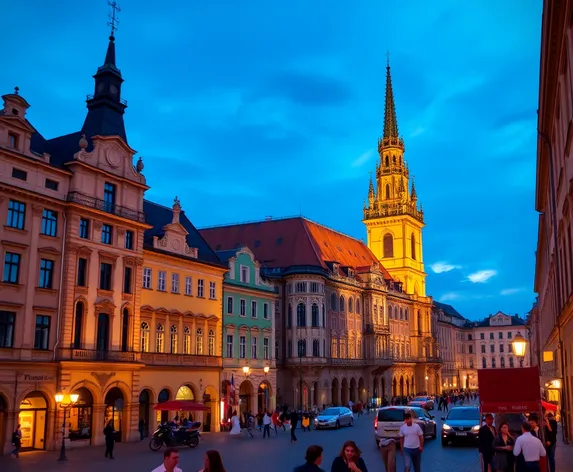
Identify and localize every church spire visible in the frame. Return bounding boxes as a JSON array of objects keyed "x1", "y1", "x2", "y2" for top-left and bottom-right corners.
[
  {"x1": 383, "y1": 56, "x2": 399, "y2": 139},
  {"x1": 411, "y1": 175, "x2": 417, "y2": 202}
]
